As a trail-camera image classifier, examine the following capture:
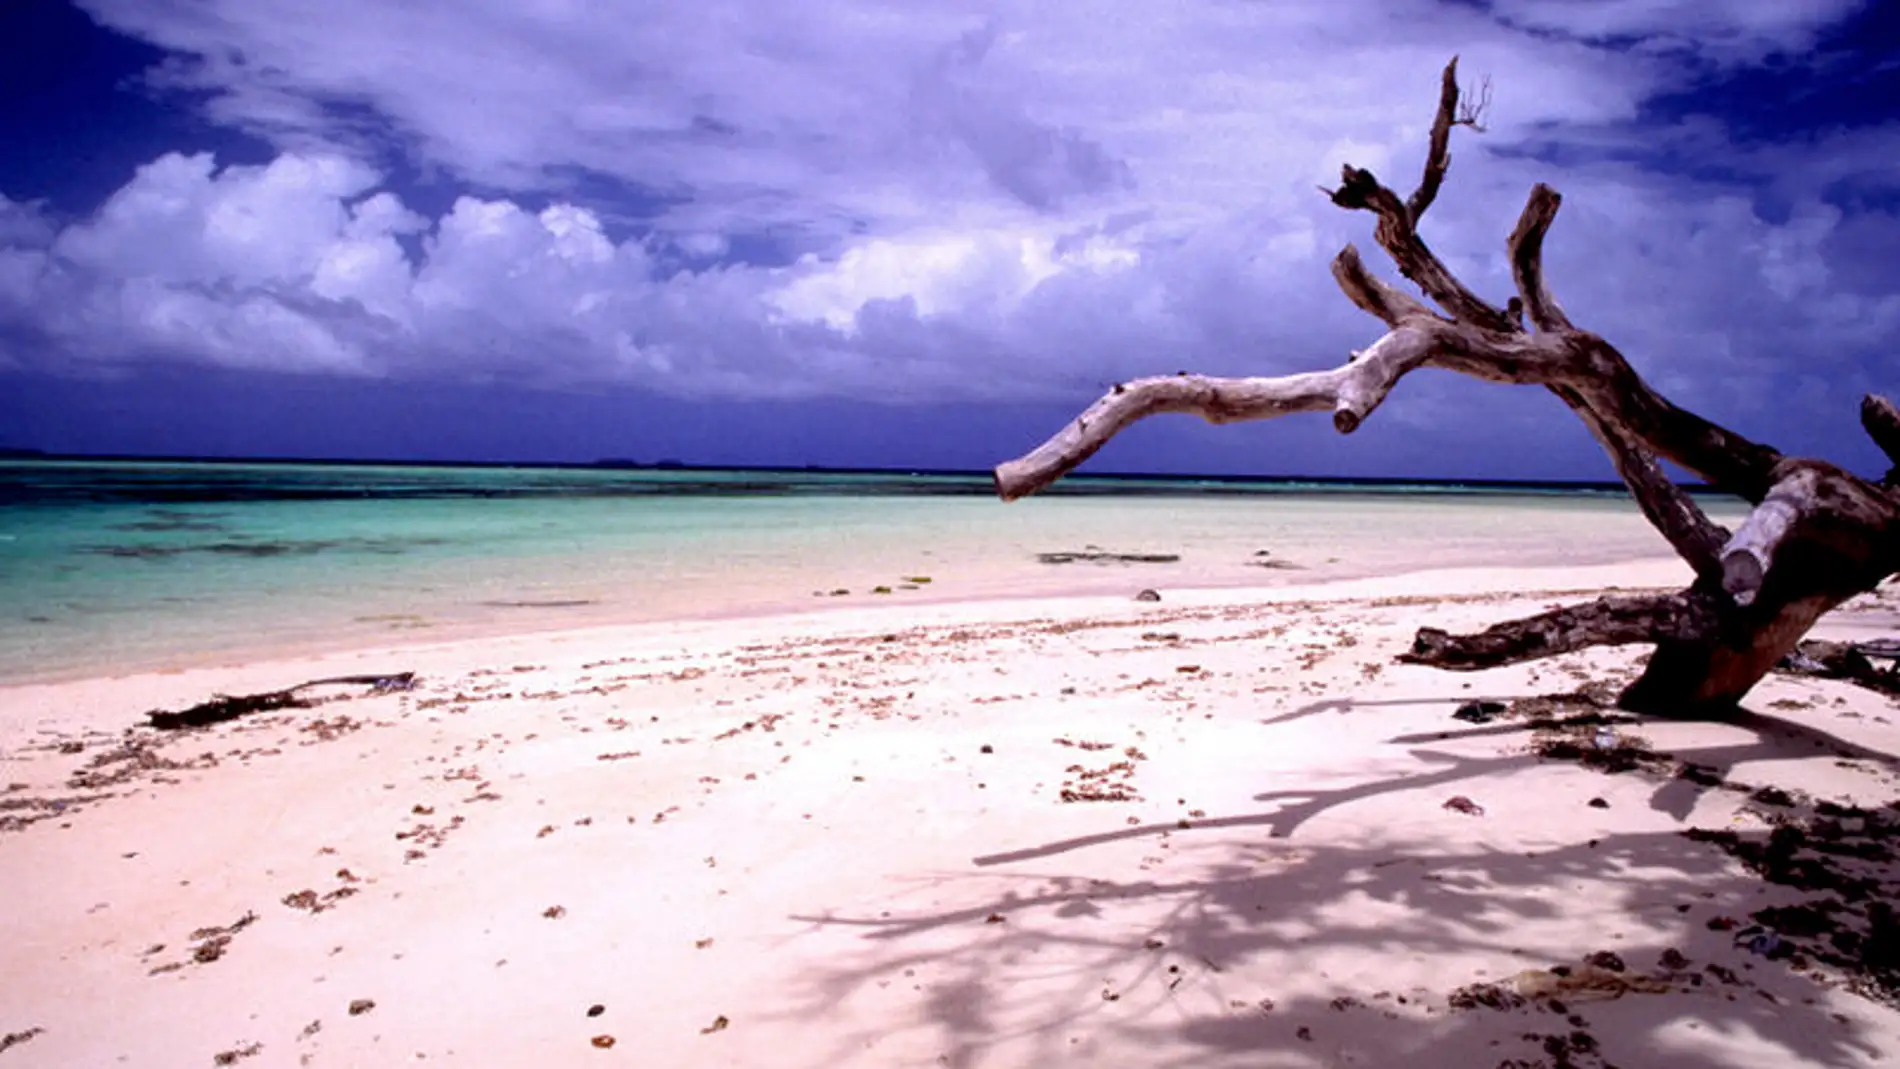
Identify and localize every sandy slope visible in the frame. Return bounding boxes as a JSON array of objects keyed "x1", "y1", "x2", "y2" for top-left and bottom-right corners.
[{"x1": 2, "y1": 560, "x2": 1898, "y2": 1068}]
